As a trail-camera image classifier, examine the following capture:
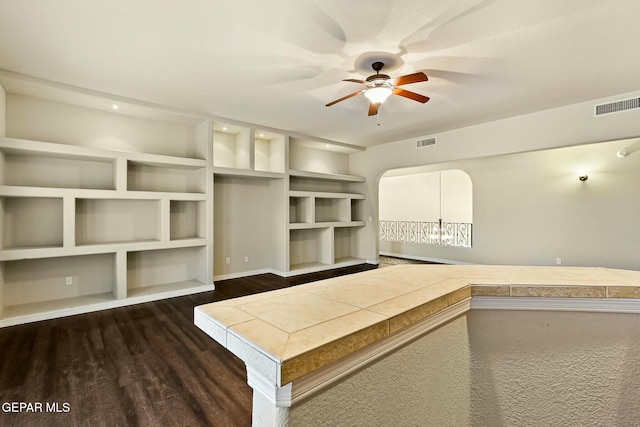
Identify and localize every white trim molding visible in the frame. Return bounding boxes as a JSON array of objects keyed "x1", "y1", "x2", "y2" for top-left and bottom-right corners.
[{"x1": 471, "y1": 296, "x2": 640, "y2": 313}]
